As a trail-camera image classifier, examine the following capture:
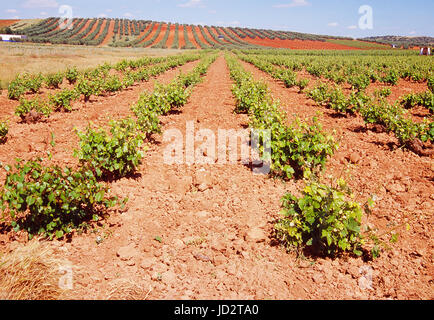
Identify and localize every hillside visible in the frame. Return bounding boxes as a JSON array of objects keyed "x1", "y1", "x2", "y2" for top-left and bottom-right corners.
[
  {"x1": 360, "y1": 35, "x2": 434, "y2": 48},
  {"x1": 2, "y1": 17, "x2": 389, "y2": 50}
]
